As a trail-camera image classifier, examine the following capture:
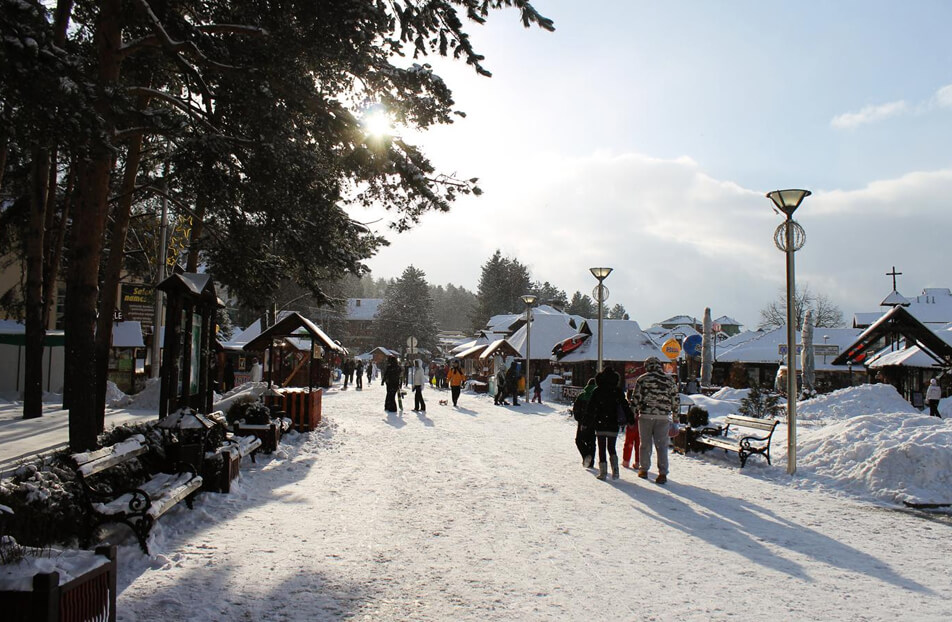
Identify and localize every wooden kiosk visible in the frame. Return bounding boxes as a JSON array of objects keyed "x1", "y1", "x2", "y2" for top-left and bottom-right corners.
[
  {"x1": 242, "y1": 312, "x2": 343, "y2": 431},
  {"x1": 157, "y1": 273, "x2": 222, "y2": 418}
]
